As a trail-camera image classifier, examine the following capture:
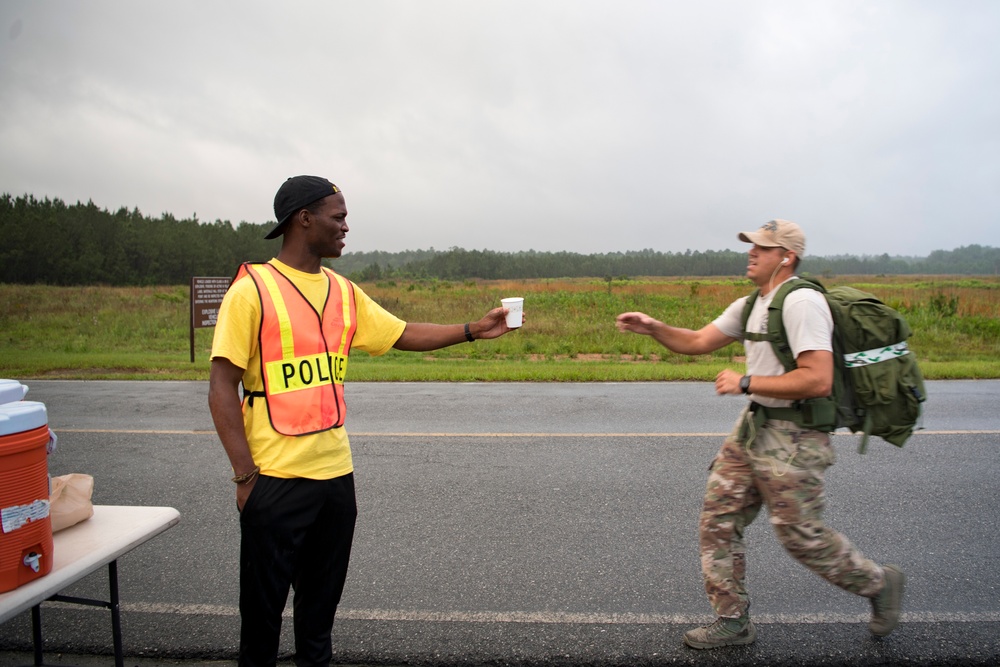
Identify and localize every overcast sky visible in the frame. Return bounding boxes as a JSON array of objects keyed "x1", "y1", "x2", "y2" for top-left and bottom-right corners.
[{"x1": 2, "y1": 1, "x2": 997, "y2": 258}]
